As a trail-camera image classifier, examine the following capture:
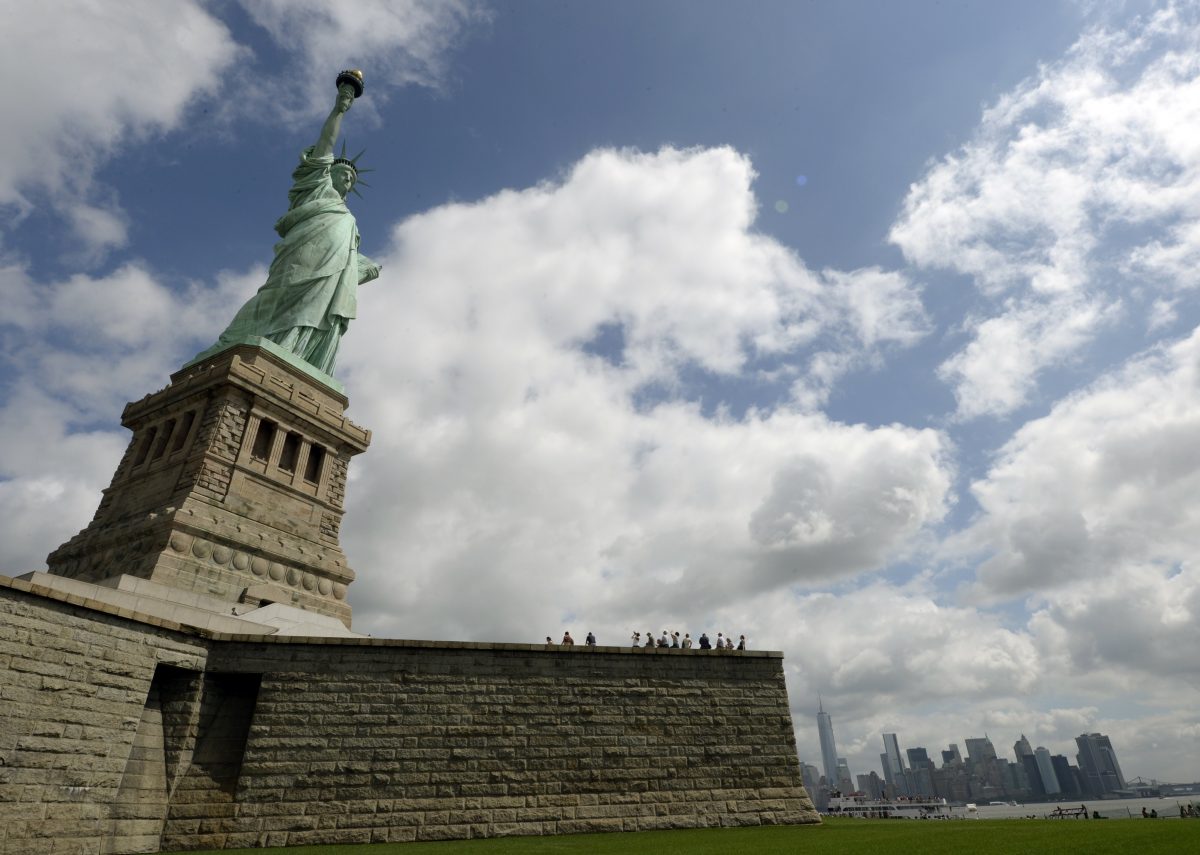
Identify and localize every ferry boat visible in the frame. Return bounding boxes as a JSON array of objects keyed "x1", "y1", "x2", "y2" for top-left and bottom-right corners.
[{"x1": 826, "y1": 794, "x2": 957, "y2": 819}]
